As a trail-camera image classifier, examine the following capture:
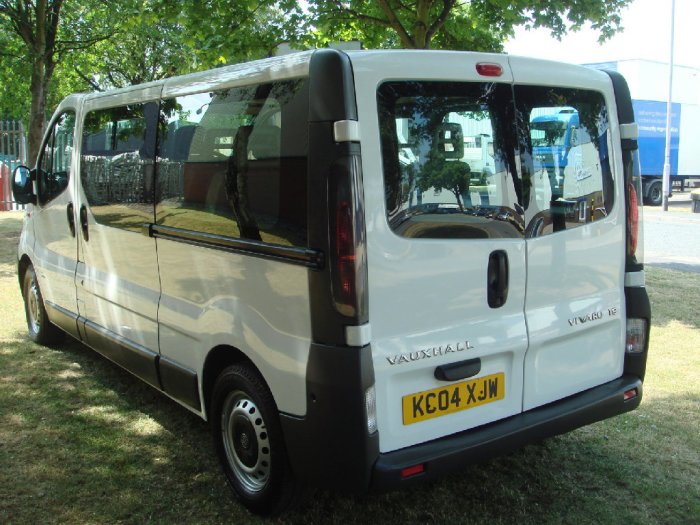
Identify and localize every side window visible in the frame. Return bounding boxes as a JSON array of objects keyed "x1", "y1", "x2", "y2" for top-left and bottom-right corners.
[
  {"x1": 377, "y1": 81, "x2": 523, "y2": 239},
  {"x1": 80, "y1": 102, "x2": 158, "y2": 232},
  {"x1": 156, "y1": 80, "x2": 309, "y2": 247},
  {"x1": 515, "y1": 87, "x2": 613, "y2": 237},
  {"x1": 37, "y1": 112, "x2": 75, "y2": 205}
]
